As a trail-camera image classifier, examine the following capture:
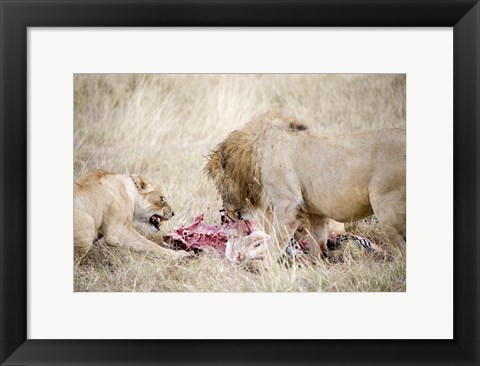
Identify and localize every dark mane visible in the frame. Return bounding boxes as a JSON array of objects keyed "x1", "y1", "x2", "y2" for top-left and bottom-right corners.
[{"x1": 204, "y1": 112, "x2": 309, "y2": 210}]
